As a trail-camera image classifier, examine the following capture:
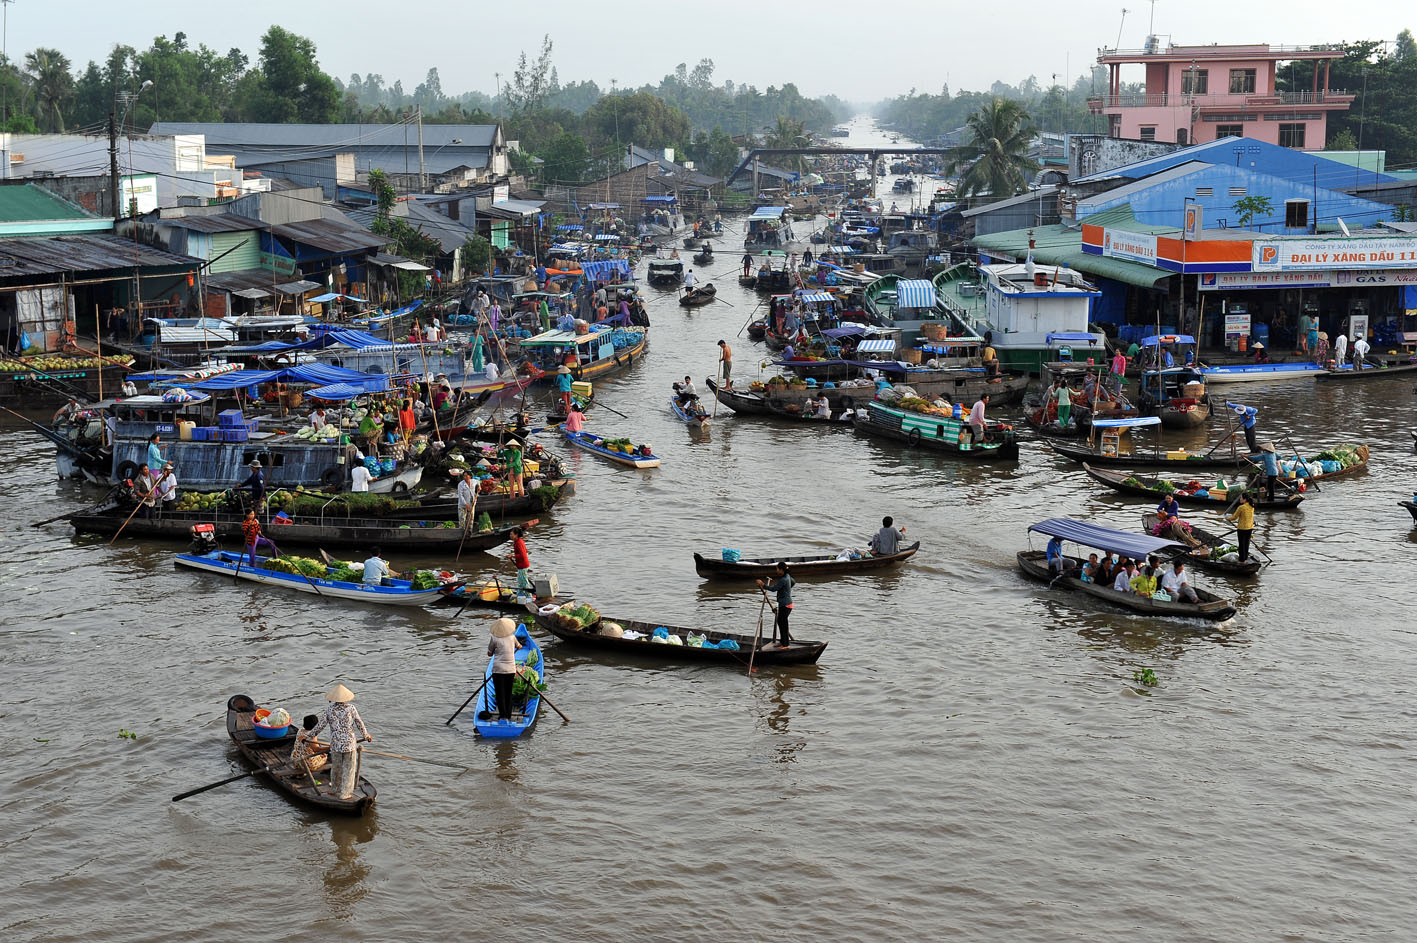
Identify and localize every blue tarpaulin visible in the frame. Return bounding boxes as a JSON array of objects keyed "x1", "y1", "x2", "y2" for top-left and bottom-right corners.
[
  {"x1": 644, "y1": 195, "x2": 677, "y2": 203},
  {"x1": 284, "y1": 363, "x2": 375, "y2": 385},
  {"x1": 580, "y1": 259, "x2": 632, "y2": 282},
  {"x1": 308, "y1": 292, "x2": 367, "y2": 304},
  {"x1": 555, "y1": 224, "x2": 584, "y2": 231},
  {"x1": 169, "y1": 369, "x2": 283, "y2": 391},
  {"x1": 1027, "y1": 518, "x2": 1182, "y2": 559},
  {"x1": 895, "y1": 280, "x2": 936, "y2": 309},
  {"x1": 1141, "y1": 334, "x2": 1196, "y2": 346},
  {"x1": 305, "y1": 378, "x2": 391, "y2": 401},
  {"x1": 1405, "y1": 285, "x2": 1417, "y2": 309},
  {"x1": 1045, "y1": 332, "x2": 1096, "y2": 343},
  {"x1": 1091, "y1": 416, "x2": 1163, "y2": 428}
]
